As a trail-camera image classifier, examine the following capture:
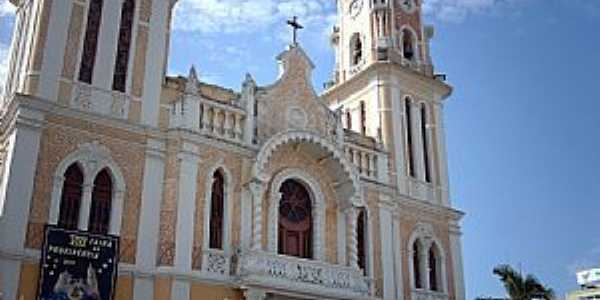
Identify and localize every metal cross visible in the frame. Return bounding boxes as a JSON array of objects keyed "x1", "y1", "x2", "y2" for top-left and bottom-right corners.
[{"x1": 287, "y1": 16, "x2": 304, "y2": 45}]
